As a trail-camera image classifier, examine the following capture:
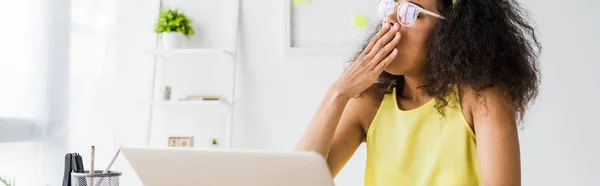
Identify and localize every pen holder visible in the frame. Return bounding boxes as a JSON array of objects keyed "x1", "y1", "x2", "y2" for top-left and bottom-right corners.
[{"x1": 72, "y1": 170, "x2": 121, "y2": 186}]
